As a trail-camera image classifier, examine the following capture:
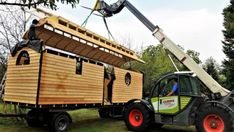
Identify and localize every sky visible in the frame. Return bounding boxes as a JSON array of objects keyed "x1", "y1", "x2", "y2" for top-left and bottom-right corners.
[{"x1": 43, "y1": 0, "x2": 230, "y2": 64}]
